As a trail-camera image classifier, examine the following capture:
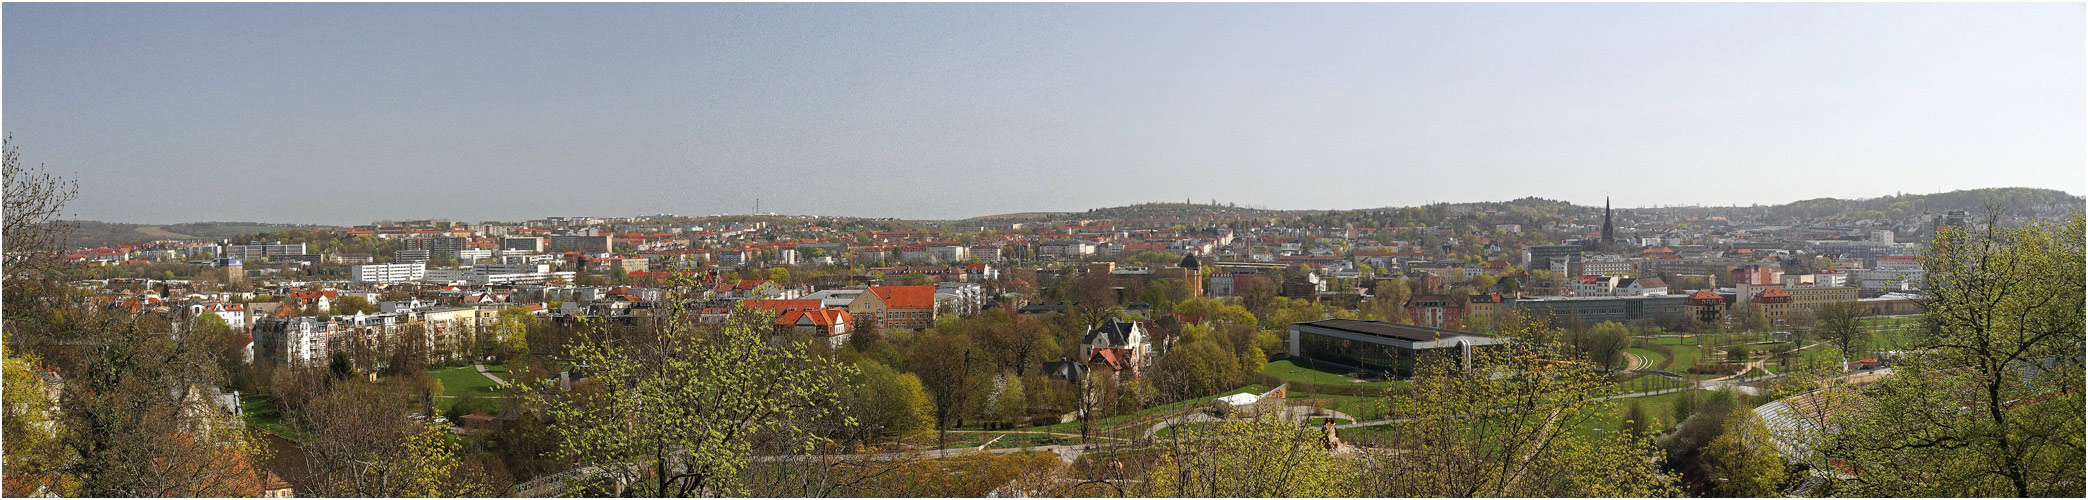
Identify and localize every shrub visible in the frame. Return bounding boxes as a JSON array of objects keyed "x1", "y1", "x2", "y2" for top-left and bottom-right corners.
[{"x1": 1687, "y1": 363, "x2": 1746, "y2": 375}]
